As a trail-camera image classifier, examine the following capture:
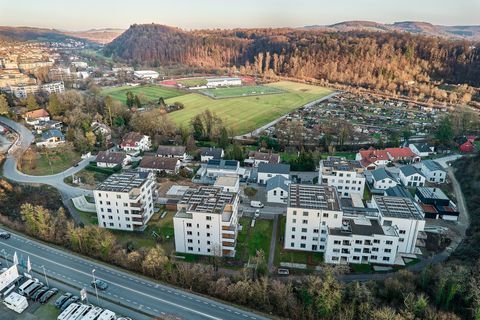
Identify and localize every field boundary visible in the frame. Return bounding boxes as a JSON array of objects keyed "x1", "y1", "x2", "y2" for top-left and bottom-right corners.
[{"x1": 198, "y1": 85, "x2": 286, "y2": 100}]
